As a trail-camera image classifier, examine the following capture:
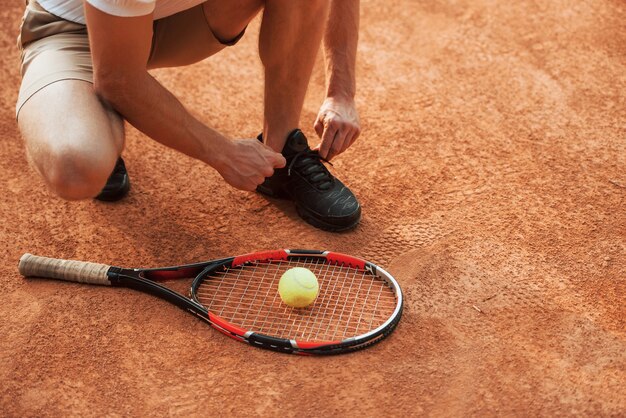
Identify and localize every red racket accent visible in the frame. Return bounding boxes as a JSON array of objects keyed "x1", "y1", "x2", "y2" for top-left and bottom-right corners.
[
  {"x1": 325, "y1": 252, "x2": 366, "y2": 269},
  {"x1": 210, "y1": 324, "x2": 246, "y2": 342},
  {"x1": 232, "y1": 250, "x2": 289, "y2": 267},
  {"x1": 144, "y1": 267, "x2": 205, "y2": 281},
  {"x1": 208, "y1": 312, "x2": 248, "y2": 336}
]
